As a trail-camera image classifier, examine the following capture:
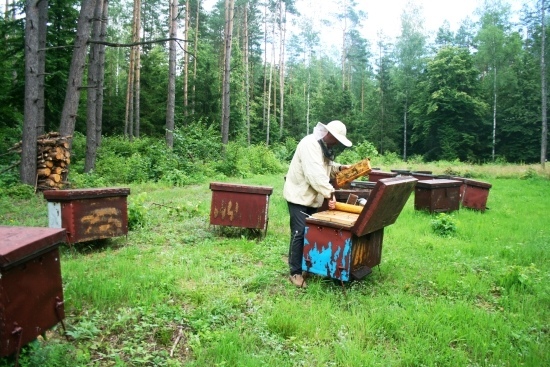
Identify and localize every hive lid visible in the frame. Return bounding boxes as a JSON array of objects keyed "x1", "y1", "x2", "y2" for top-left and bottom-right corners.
[
  {"x1": 416, "y1": 179, "x2": 462, "y2": 188},
  {"x1": 463, "y1": 179, "x2": 492, "y2": 189},
  {"x1": 369, "y1": 170, "x2": 398, "y2": 177},
  {"x1": 43, "y1": 187, "x2": 130, "y2": 201},
  {"x1": 352, "y1": 176, "x2": 417, "y2": 236},
  {"x1": 209, "y1": 182, "x2": 273, "y2": 195},
  {"x1": 0, "y1": 226, "x2": 66, "y2": 268},
  {"x1": 305, "y1": 177, "x2": 416, "y2": 235}
]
